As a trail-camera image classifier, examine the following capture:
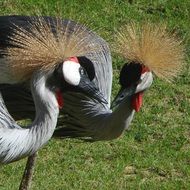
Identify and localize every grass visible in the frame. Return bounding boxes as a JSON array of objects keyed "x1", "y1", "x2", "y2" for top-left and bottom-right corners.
[{"x1": 0, "y1": 0, "x2": 190, "y2": 189}]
